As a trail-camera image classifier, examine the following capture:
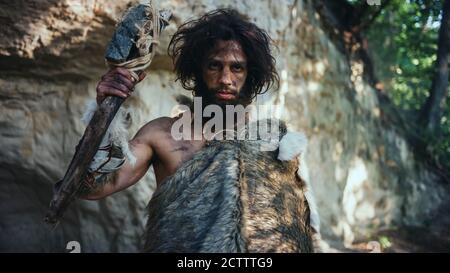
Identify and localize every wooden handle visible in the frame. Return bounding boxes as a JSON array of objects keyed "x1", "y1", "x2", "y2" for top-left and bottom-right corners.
[{"x1": 45, "y1": 96, "x2": 124, "y2": 226}]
